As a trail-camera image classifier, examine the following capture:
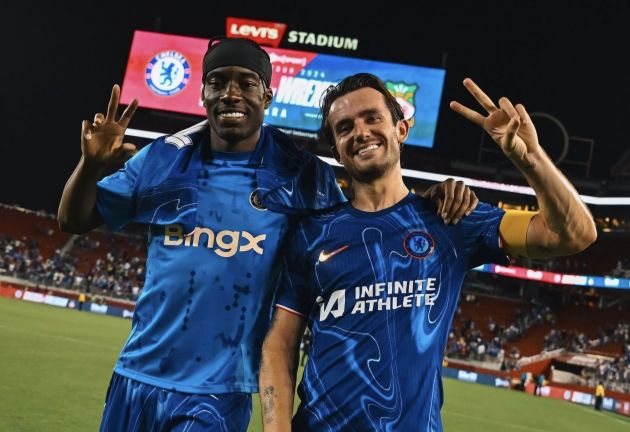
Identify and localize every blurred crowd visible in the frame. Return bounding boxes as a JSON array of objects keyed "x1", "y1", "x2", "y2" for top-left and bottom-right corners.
[
  {"x1": 0, "y1": 232, "x2": 145, "y2": 300},
  {"x1": 446, "y1": 293, "x2": 556, "y2": 370},
  {"x1": 584, "y1": 353, "x2": 630, "y2": 393},
  {"x1": 551, "y1": 323, "x2": 630, "y2": 393}
]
